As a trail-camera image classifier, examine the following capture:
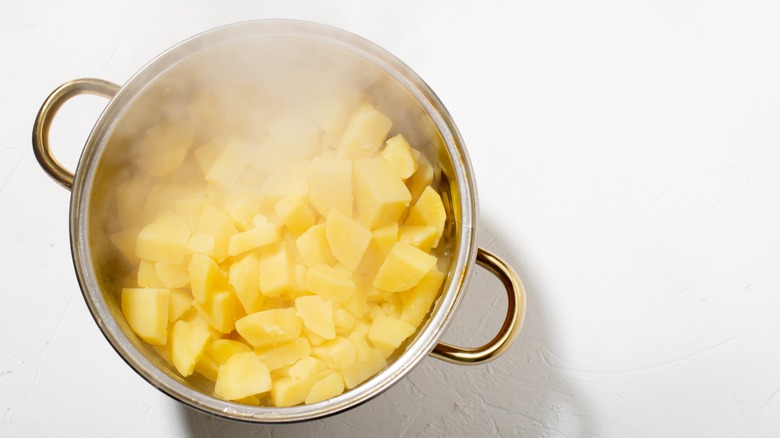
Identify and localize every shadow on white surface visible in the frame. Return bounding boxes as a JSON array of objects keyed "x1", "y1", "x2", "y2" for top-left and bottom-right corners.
[{"x1": 176, "y1": 217, "x2": 595, "y2": 437}]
